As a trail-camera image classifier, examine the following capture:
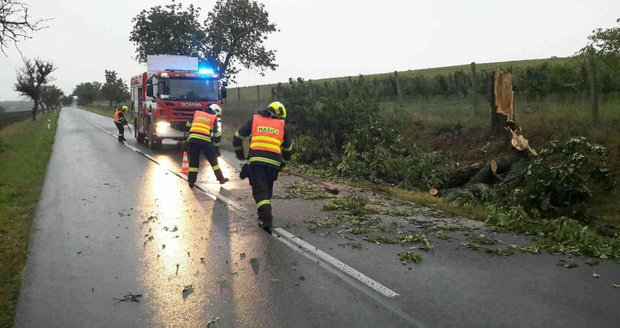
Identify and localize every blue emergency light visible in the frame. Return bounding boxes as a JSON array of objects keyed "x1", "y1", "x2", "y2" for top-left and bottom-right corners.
[{"x1": 198, "y1": 67, "x2": 214, "y2": 75}]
